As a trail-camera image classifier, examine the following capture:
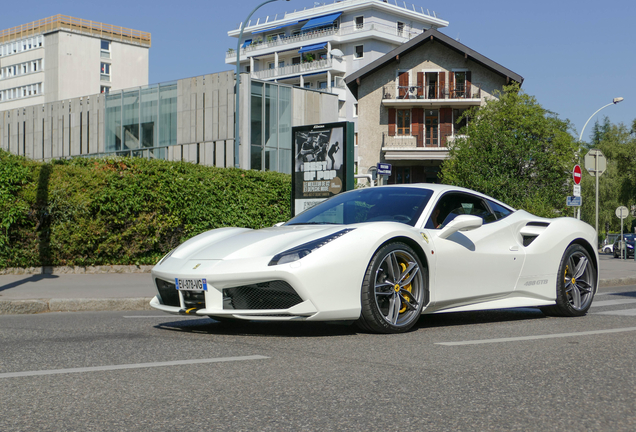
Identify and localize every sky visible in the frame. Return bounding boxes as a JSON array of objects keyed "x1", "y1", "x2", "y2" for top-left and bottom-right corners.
[{"x1": 3, "y1": 0, "x2": 635, "y2": 142}]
